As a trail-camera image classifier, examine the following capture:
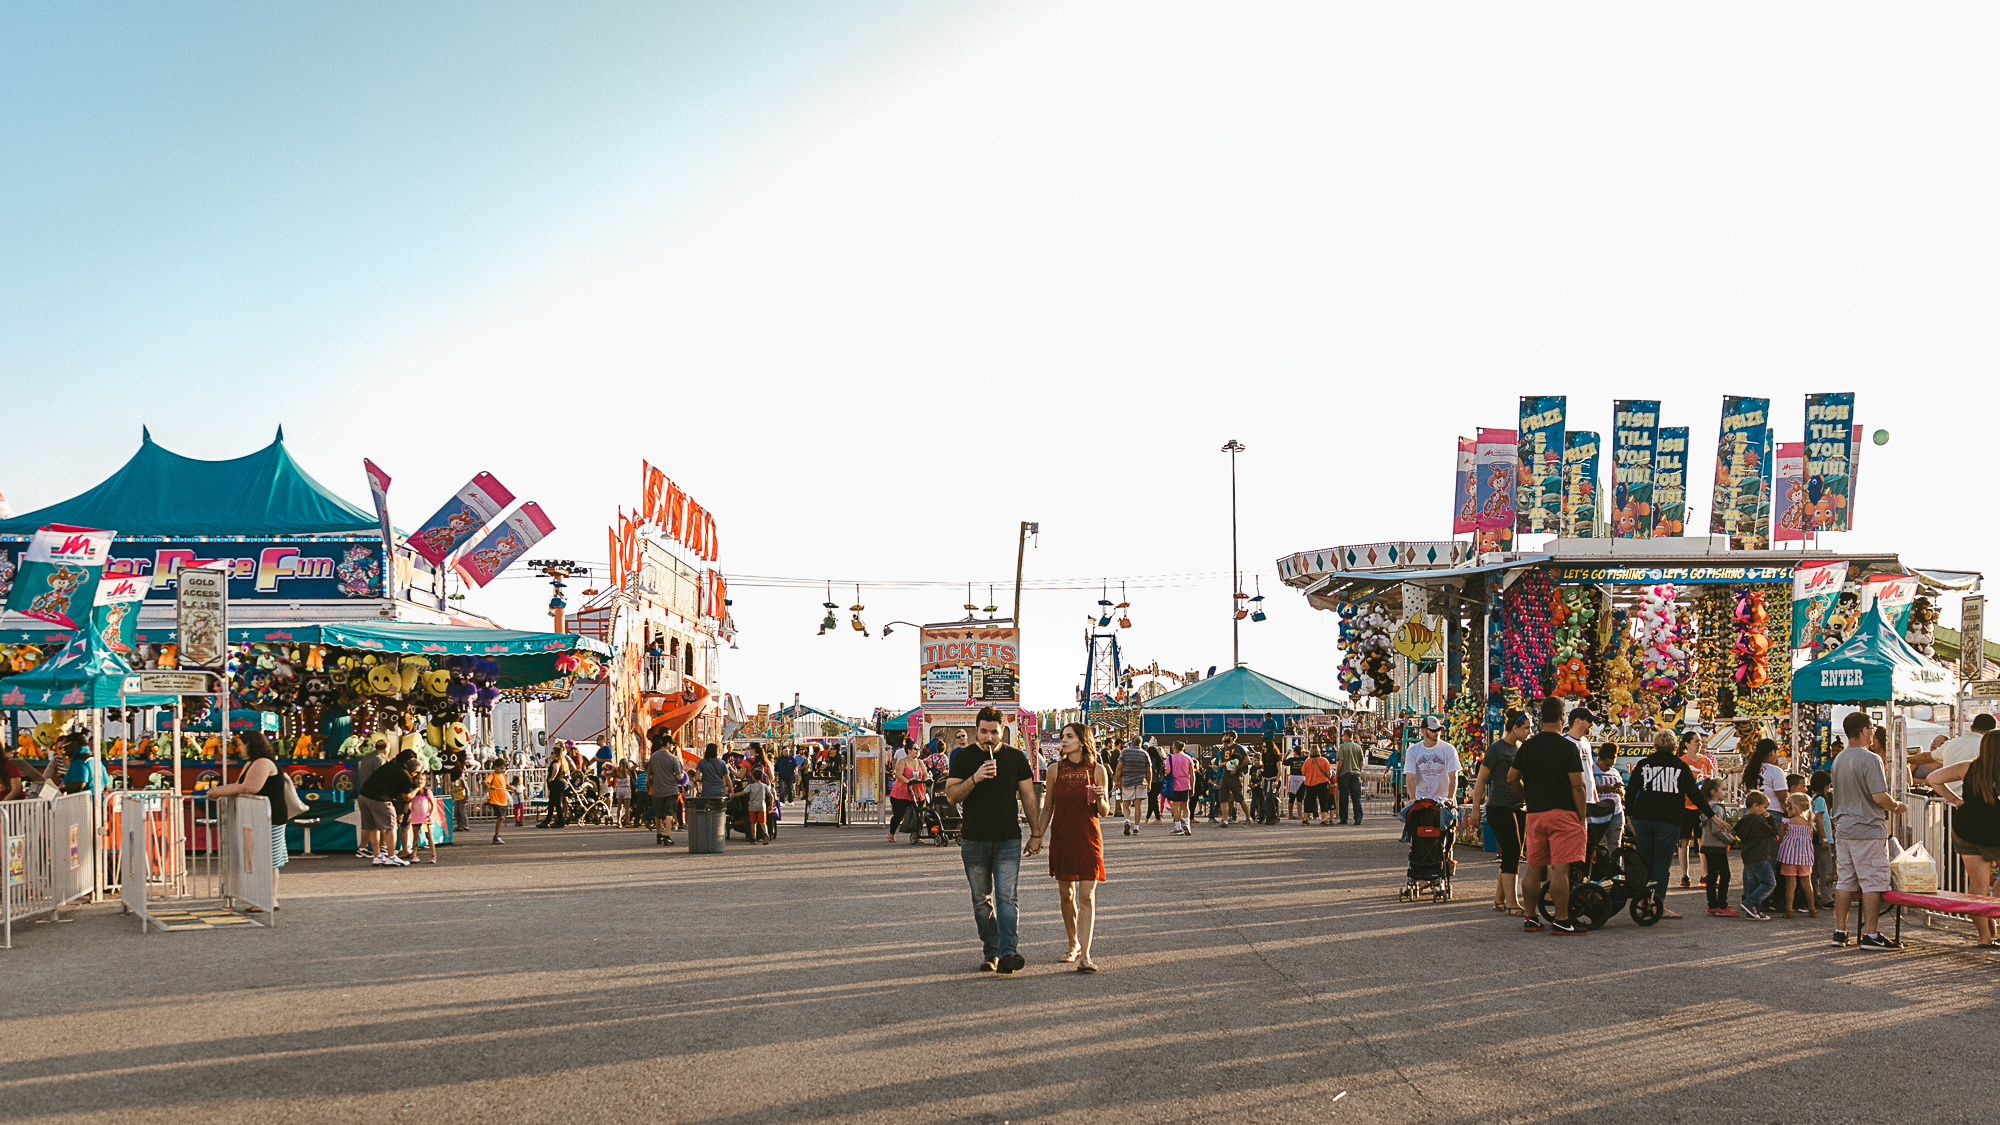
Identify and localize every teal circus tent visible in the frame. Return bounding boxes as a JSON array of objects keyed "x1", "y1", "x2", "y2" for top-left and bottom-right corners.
[
  {"x1": 1140, "y1": 666, "x2": 1342, "y2": 712},
  {"x1": 0, "y1": 427, "x2": 378, "y2": 538},
  {"x1": 0, "y1": 628, "x2": 175, "y2": 710},
  {"x1": 1790, "y1": 606, "x2": 1956, "y2": 706},
  {"x1": 883, "y1": 707, "x2": 919, "y2": 733}
]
